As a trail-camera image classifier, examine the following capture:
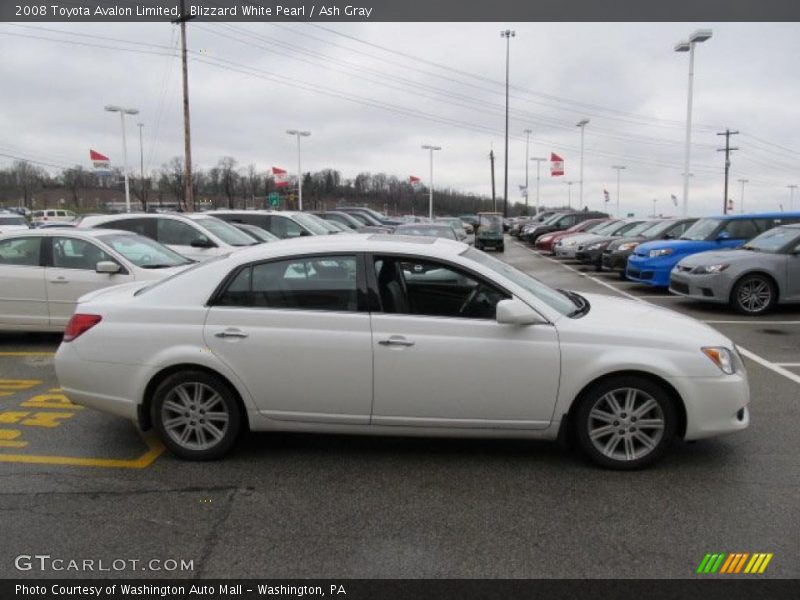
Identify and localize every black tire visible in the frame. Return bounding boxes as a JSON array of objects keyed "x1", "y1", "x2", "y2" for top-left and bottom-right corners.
[
  {"x1": 574, "y1": 375, "x2": 677, "y2": 470},
  {"x1": 475, "y1": 242, "x2": 483, "y2": 251},
  {"x1": 497, "y1": 245, "x2": 505, "y2": 252},
  {"x1": 151, "y1": 370, "x2": 243, "y2": 461},
  {"x1": 730, "y1": 274, "x2": 777, "y2": 316}
]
